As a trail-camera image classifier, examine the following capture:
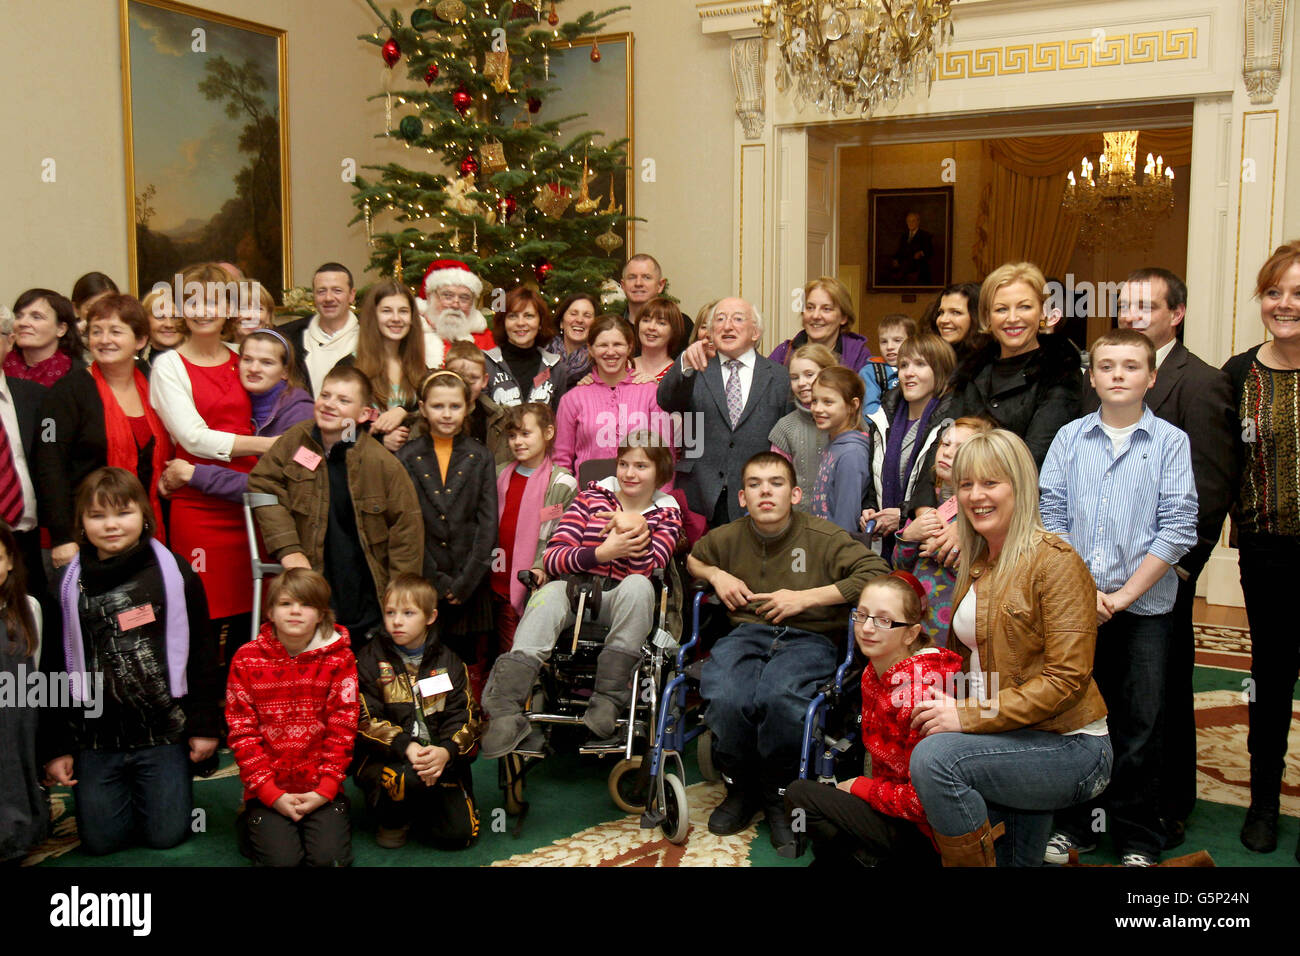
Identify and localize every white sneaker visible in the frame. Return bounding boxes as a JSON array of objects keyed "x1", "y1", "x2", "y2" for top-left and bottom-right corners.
[
  {"x1": 1044, "y1": 831, "x2": 1097, "y2": 865},
  {"x1": 1121, "y1": 851, "x2": 1157, "y2": 867}
]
